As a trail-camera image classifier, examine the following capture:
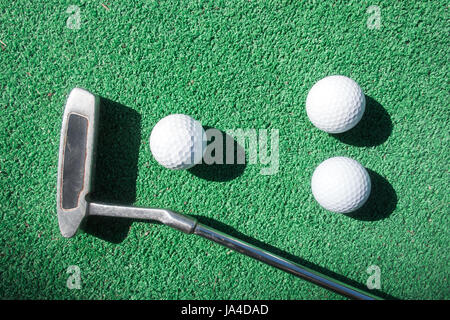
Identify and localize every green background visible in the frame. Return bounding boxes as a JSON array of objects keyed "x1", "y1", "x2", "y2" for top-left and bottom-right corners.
[{"x1": 1, "y1": 0, "x2": 448, "y2": 299}]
